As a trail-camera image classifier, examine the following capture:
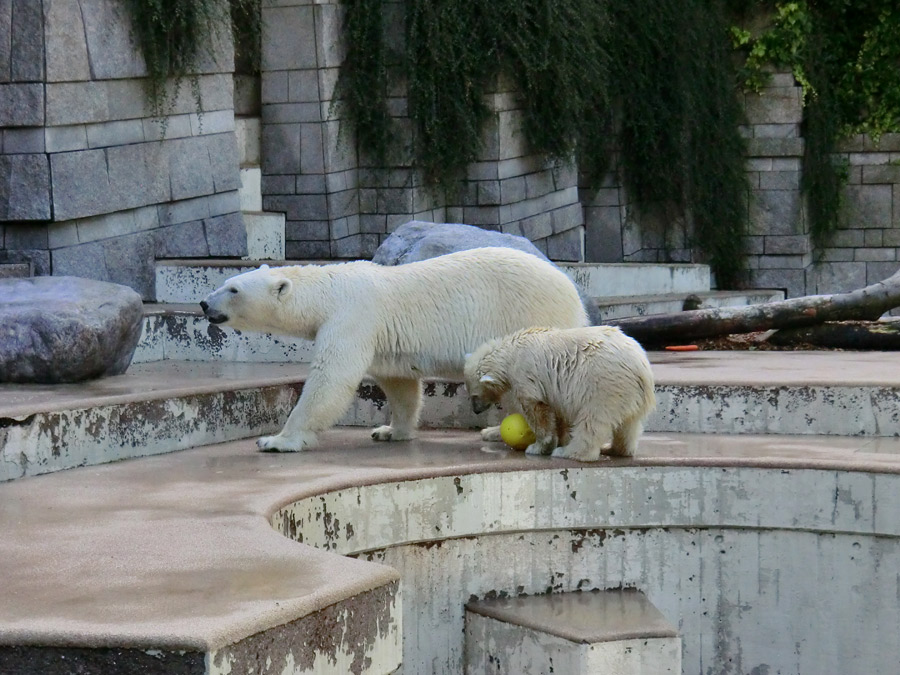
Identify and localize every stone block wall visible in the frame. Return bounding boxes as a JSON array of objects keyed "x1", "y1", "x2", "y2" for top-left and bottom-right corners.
[
  {"x1": 810, "y1": 134, "x2": 900, "y2": 294},
  {"x1": 0, "y1": 0, "x2": 245, "y2": 298},
  {"x1": 259, "y1": 0, "x2": 584, "y2": 261}
]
